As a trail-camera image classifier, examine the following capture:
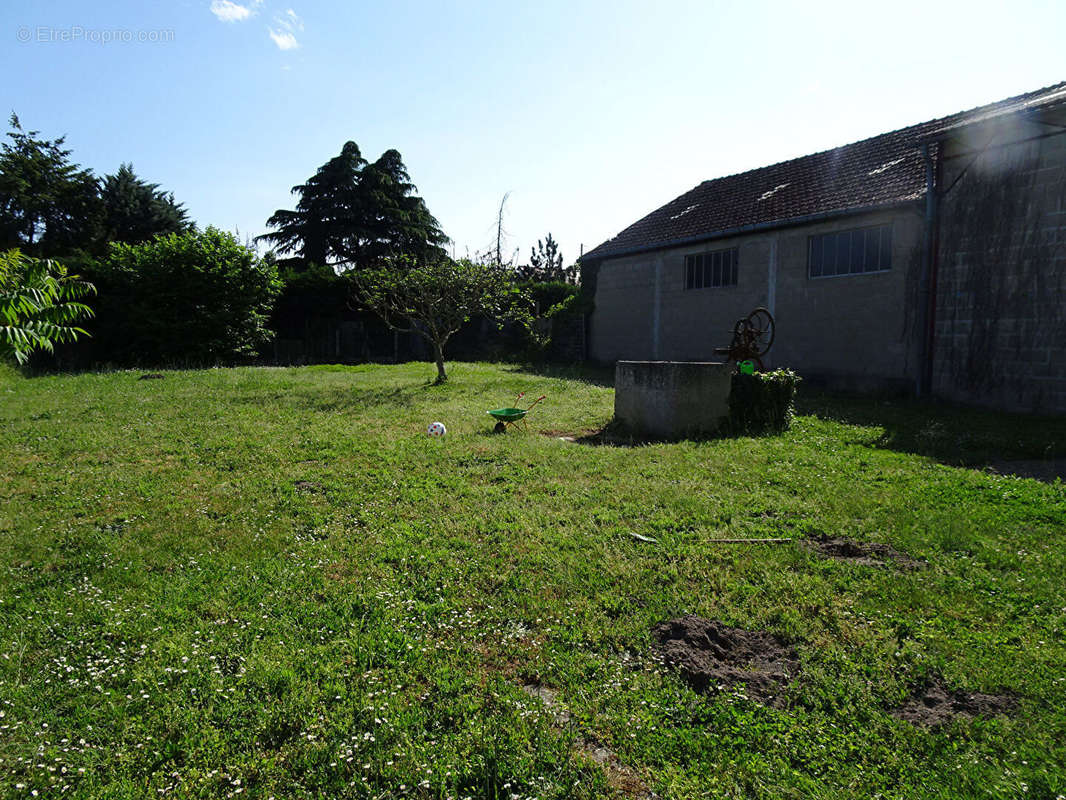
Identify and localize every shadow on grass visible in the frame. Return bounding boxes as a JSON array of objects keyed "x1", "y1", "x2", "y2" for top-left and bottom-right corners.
[
  {"x1": 540, "y1": 386, "x2": 1066, "y2": 473},
  {"x1": 504, "y1": 361, "x2": 615, "y2": 388},
  {"x1": 544, "y1": 423, "x2": 641, "y2": 448},
  {"x1": 796, "y1": 389, "x2": 1066, "y2": 468},
  {"x1": 539, "y1": 418, "x2": 790, "y2": 448},
  {"x1": 237, "y1": 384, "x2": 425, "y2": 413}
]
